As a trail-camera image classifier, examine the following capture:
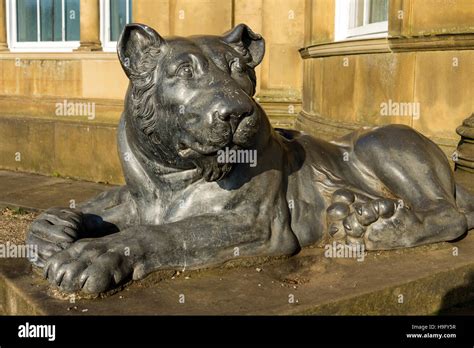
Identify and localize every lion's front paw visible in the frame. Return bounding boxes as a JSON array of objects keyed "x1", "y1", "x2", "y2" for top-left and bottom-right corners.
[
  {"x1": 326, "y1": 189, "x2": 404, "y2": 249},
  {"x1": 44, "y1": 236, "x2": 139, "y2": 294},
  {"x1": 26, "y1": 208, "x2": 84, "y2": 267}
]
